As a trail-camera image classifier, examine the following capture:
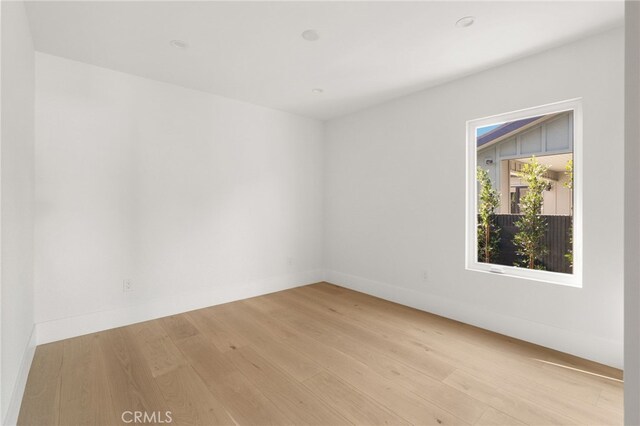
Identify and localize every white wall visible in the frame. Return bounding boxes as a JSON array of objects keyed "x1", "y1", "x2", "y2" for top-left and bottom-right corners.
[
  {"x1": 34, "y1": 53, "x2": 324, "y2": 343},
  {"x1": 1, "y1": 1, "x2": 36, "y2": 423},
  {"x1": 324, "y1": 28, "x2": 624, "y2": 367},
  {"x1": 625, "y1": 0, "x2": 640, "y2": 423}
]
